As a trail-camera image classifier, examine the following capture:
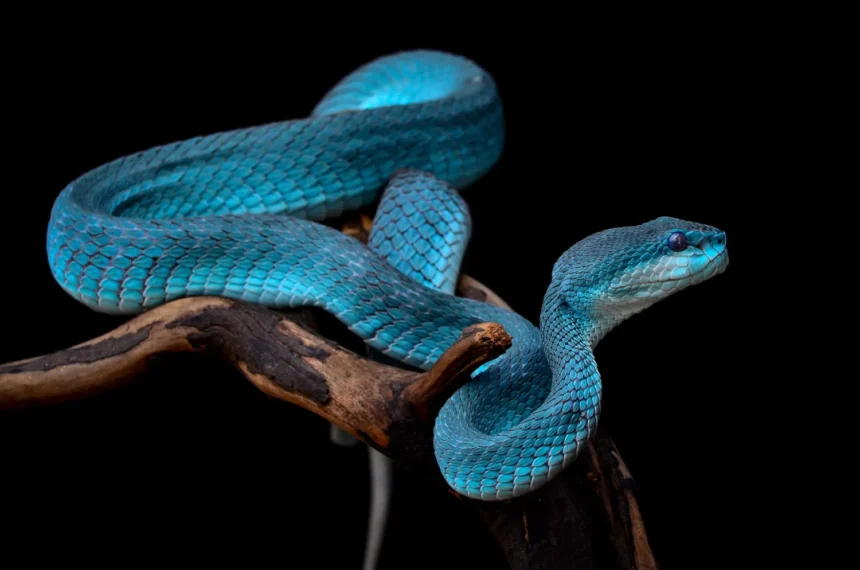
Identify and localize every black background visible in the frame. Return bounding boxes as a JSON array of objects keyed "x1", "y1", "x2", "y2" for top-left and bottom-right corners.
[{"x1": 0, "y1": 29, "x2": 769, "y2": 570}]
